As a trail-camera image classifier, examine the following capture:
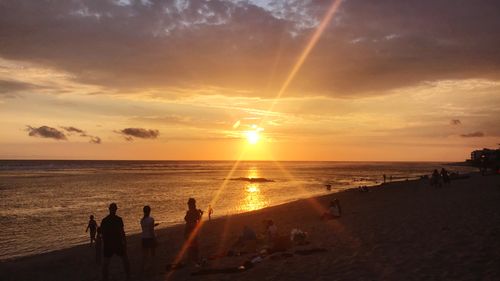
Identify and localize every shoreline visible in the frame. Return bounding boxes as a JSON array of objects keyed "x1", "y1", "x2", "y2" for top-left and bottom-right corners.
[
  {"x1": 0, "y1": 185, "x2": 351, "y2": 263},
  {"x1": 0, "y1": 172, "x2": 471, "y2": 262},
  {"x1": 2, "y1": 172, "x2": 499, "y2": 280}
]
